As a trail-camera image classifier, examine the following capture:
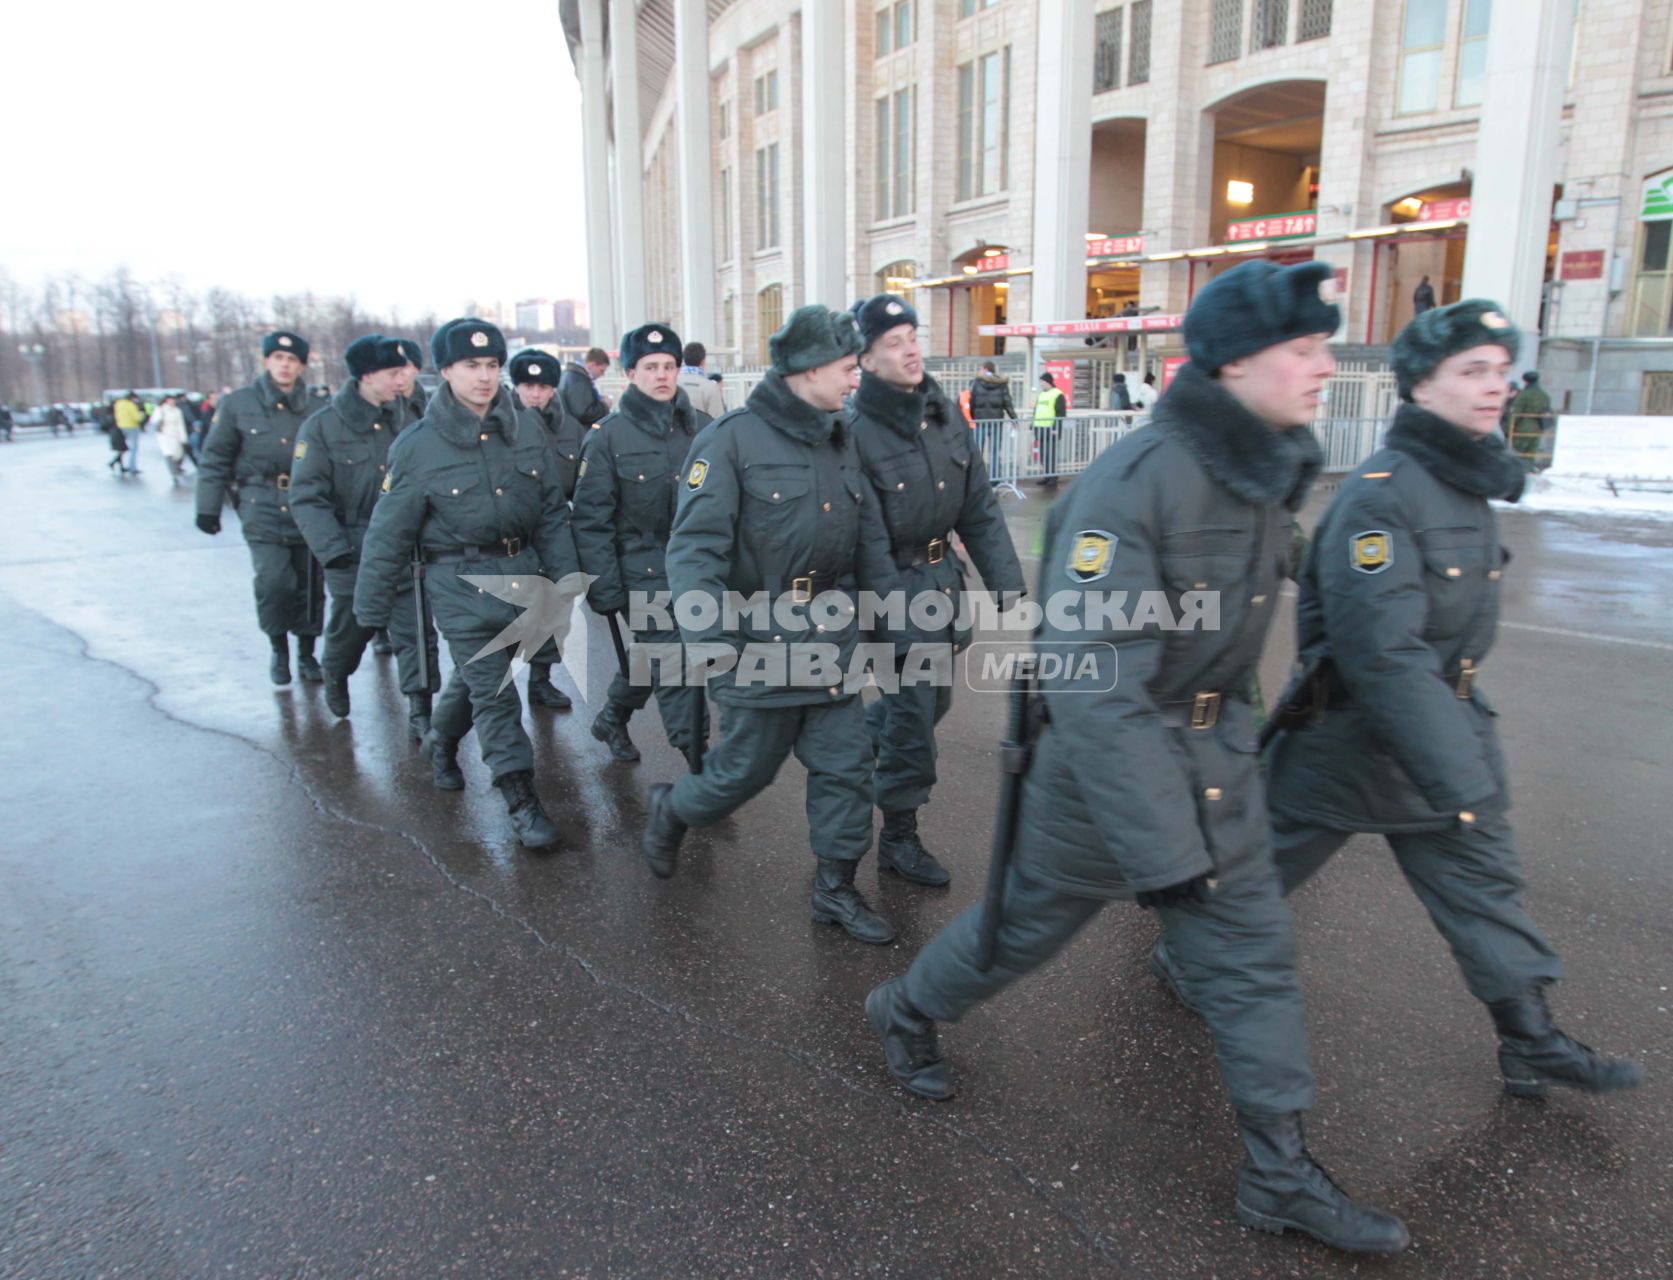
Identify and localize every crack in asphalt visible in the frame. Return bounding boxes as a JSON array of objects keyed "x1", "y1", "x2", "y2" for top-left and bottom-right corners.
[{"x1": 31, "y1": 606, "x2": 1136, "y2": 1276}]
